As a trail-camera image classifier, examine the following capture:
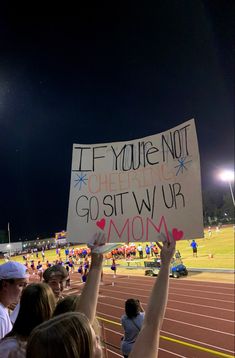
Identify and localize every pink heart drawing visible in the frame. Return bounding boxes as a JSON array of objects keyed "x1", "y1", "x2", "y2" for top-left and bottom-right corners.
[
  {"x1": 172, "y1": 228, "x2": 184, "y2": 241},
  {"x1": 96, "y1": 218, "x2": 106, "y2": 231}
]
